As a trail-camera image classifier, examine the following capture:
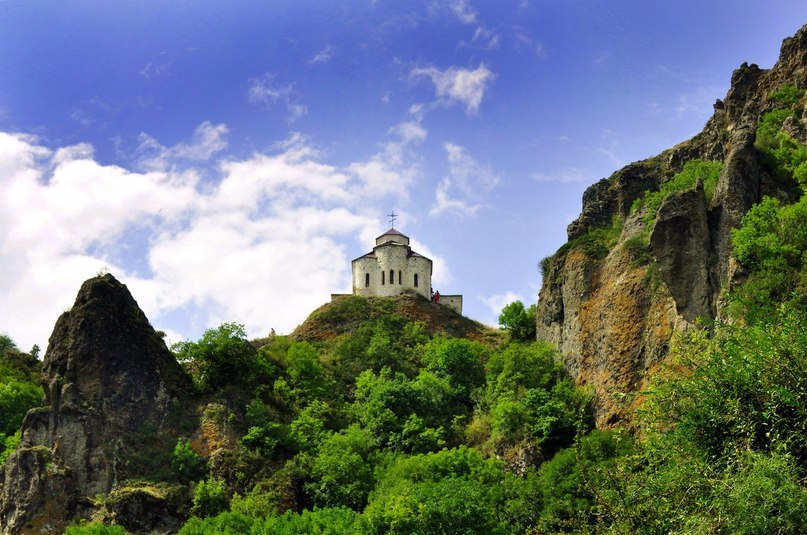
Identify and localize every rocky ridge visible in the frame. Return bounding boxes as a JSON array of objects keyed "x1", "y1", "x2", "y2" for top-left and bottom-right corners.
[
  {"x1": 0, "y1": 275, "x2": 195, "y2": 534},
  {"x1": 536, "y1": 24, "x2": 807, "y2": 426}
]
